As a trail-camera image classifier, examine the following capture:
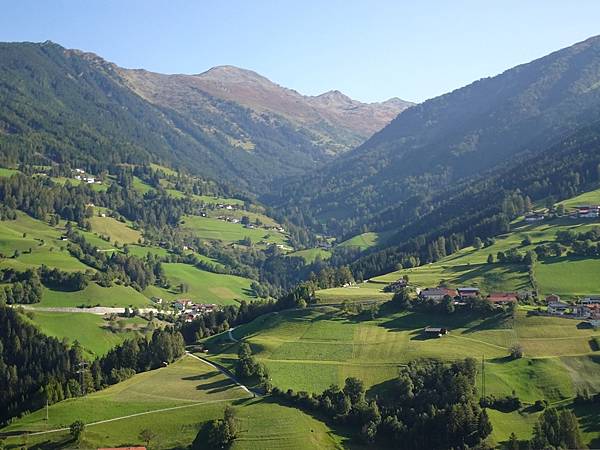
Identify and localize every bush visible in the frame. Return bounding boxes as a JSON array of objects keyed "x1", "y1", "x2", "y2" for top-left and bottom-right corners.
[{"x1": 509, "y1": 343, "x2": 524, "y2": 359}]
